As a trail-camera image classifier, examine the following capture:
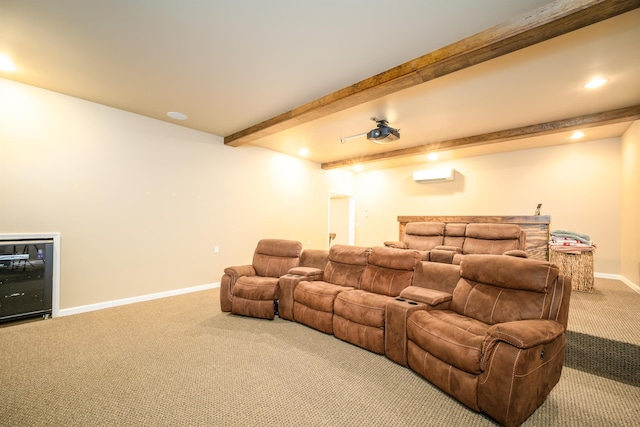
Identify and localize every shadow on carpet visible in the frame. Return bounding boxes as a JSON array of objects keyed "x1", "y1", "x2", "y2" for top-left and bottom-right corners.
[{"x1": 565, "y1": 330, "x2": 640, "y2": 387}]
